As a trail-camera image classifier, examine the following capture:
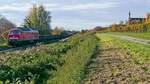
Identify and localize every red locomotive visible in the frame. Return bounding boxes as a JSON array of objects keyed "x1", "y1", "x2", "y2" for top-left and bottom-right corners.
[{"x1": 8, "y1": 27, "x2": 39, "y2": 46}]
